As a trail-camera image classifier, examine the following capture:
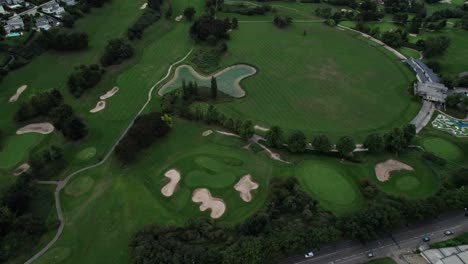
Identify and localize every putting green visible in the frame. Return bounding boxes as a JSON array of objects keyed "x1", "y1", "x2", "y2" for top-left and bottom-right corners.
[
  {"x1": 394, "y1": 172, "x2": 421, "y2": 191},
  {"x1": 184, "y1": 170, "x2": 237, "y2": 188},
  {"x1": 296, "y1": 160, "x2": 358, "y2": 207},
  {"x1": 159, "y1": 64, "x2": 256, "y2": 98},
  {"x1": 421, "y1": 137, "x2": 463, "y2": 161},
  {"x1": 76, "y1": 147, "x2": 97, "y2": 161},
  {"x1": 0, "y1": 134, "x2": 42, "y2": 169},
  {"x1": 65, "y1": 176, "x2": 95, "y2": 197}
]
